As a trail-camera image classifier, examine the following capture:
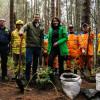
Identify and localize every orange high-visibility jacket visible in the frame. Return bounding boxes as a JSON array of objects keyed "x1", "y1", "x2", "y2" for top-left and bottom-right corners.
[
  {"x1": 67, "y1": 34, "x2": 80, "y2": 57},
  {"x1": 78, "y1": 32, "x2": 94, "y2": 56},
  {"x1": 43, "y1": 39, "x2": 48, "y2": 53}
]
